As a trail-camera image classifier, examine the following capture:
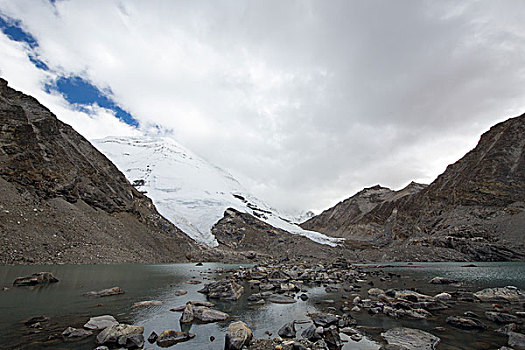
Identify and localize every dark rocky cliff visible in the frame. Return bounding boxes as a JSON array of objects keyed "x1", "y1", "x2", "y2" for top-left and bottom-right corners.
[
  {"x1": 303, "y1": 114, "x2": 525, "y2": 261},
  {"x1": 0, "y1": 78, "x2": 204, "y2": 264}
]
